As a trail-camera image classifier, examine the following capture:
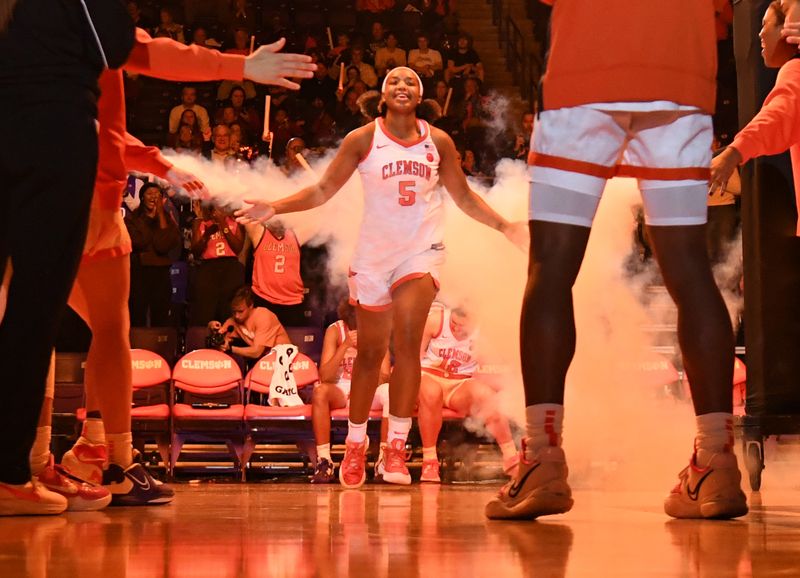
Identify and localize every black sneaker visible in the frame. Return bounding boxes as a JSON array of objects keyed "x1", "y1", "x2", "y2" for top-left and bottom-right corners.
[
  {"x1": 310, "y1": 458, "x2": 335, "y2": 484},
  {"x1": 103, "y1": 463, "x2": 175, "y2": 506}
]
